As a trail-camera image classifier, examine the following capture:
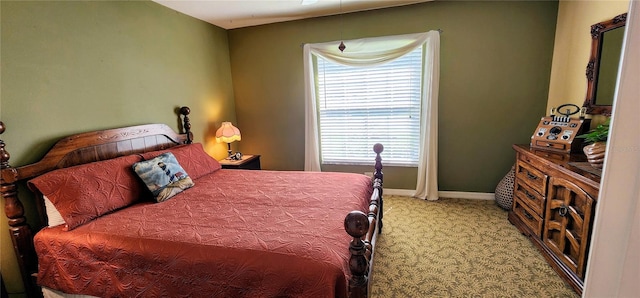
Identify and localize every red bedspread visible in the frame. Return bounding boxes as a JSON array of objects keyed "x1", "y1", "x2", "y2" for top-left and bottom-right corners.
[{"x1": 34, "y1": 170, "x2": 372, "y2": 298}]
